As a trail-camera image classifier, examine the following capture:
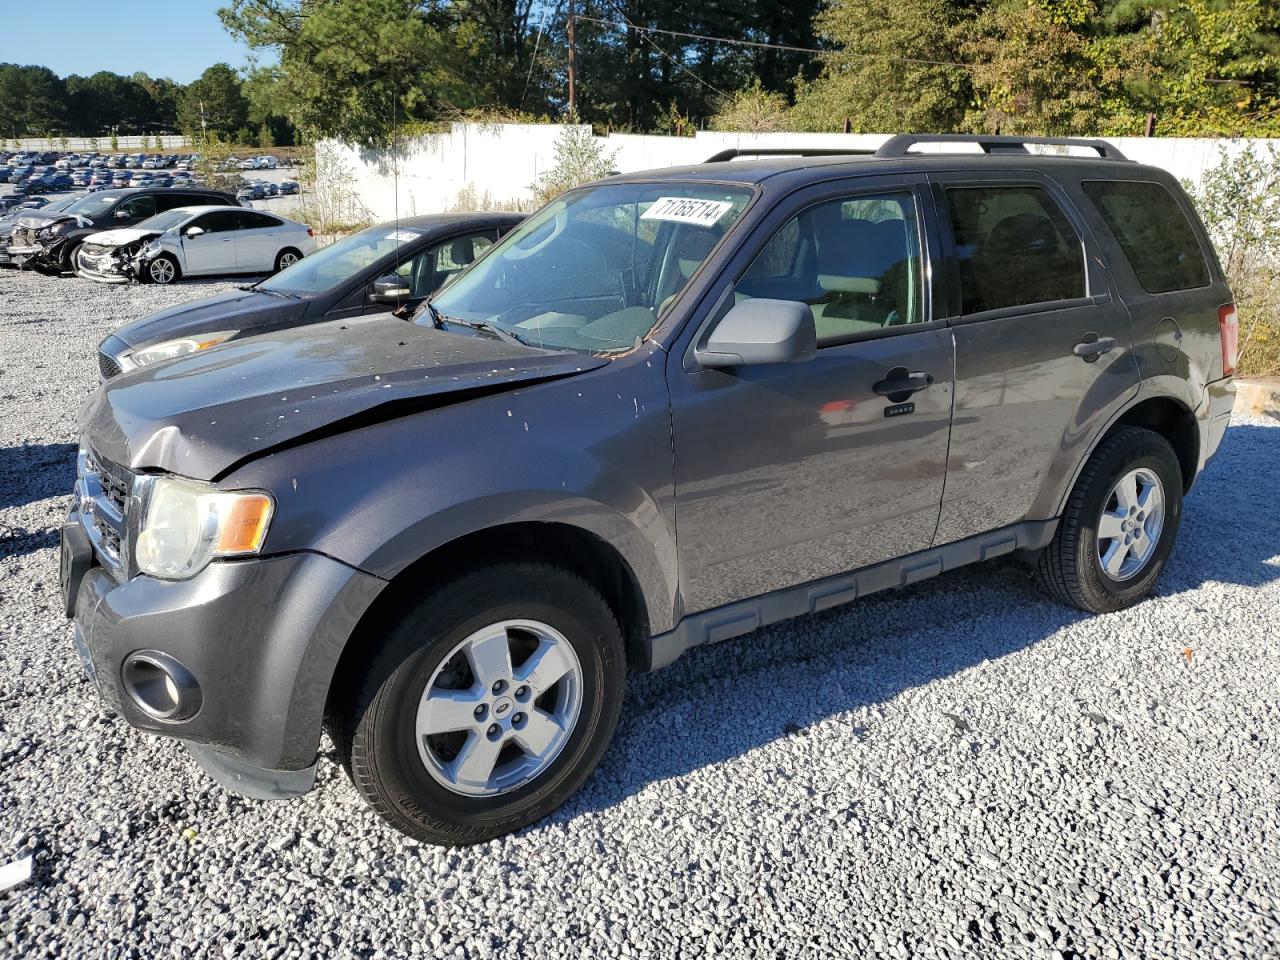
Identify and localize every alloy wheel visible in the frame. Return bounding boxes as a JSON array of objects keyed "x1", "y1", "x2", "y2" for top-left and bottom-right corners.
[
  {"x1": 415, "y1": 619, "x2": 583, "y2": 797},
  {"x1": 1096, "y1": 467, "x2": 1165, "y2": 581},
  {"x1": 149, "y1": 258, "x2": 175, "y2": 284}
]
